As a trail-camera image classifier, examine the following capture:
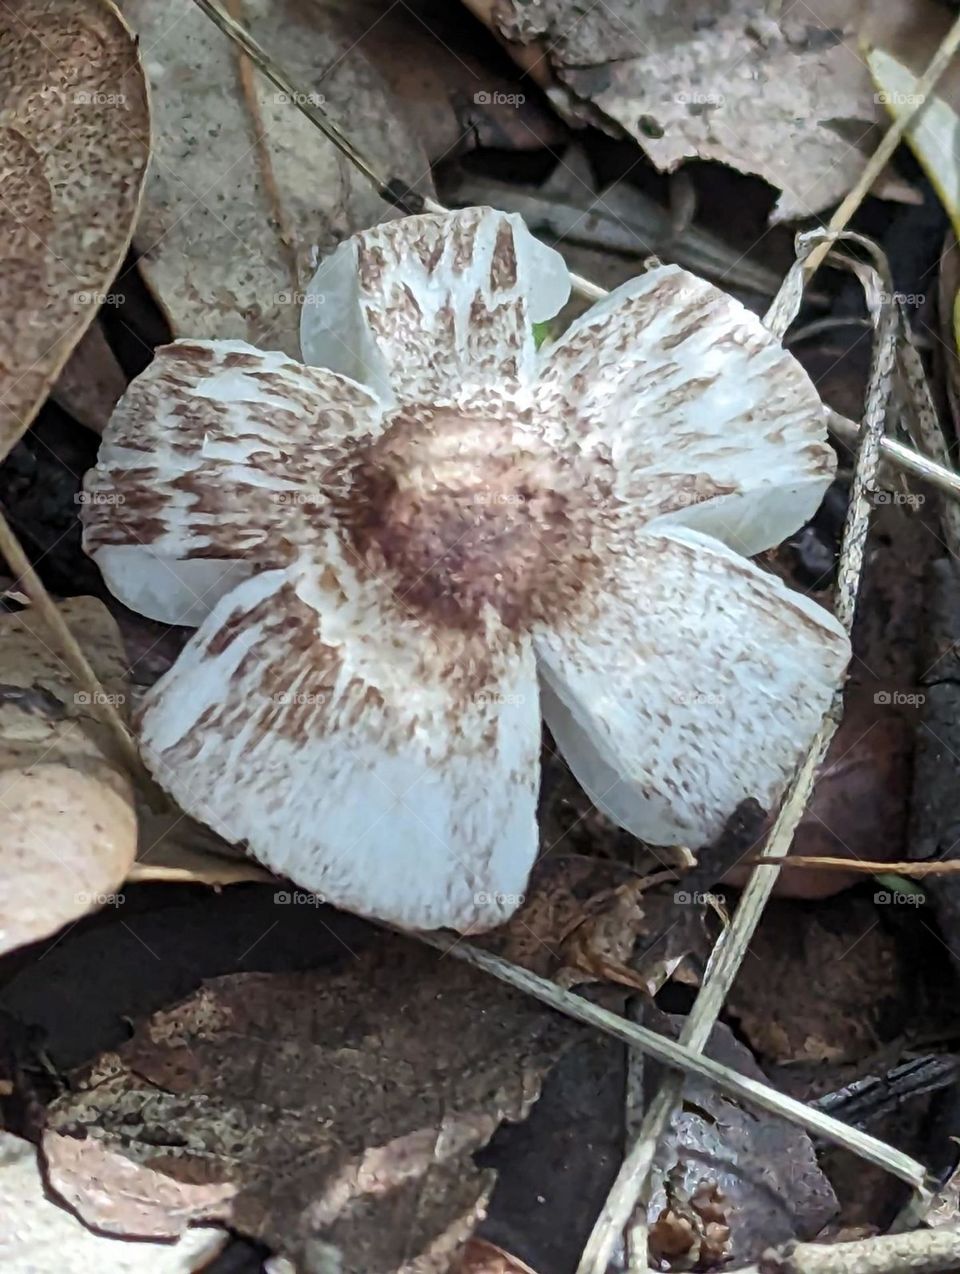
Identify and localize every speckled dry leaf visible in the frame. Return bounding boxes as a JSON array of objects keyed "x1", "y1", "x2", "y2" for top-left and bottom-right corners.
[
  {"x1": 120, "y1": 0, "x2": 432, "y2": 357},
  {"x1": 43, "y1": 1130, "x2": 236, "y2": 1238},
  {"x1": 481, "y1": 856, "x2": 711, "y2": 993},
  {"x1": 0, "y1": 0, "x2": 148, "y2": 459},
  {"x1": 48, "y1": 936, "x2": 578, "y2": 1274},
  {"x1": 52, "y1": 321, "x2": 127, "y2": 433},
  {"x1": 466, "y1": 0, "x2": 958, "y2": 221},
  {"x1": 0, "y1": 1131, "x2": 228, "y2": 1274},
  {"x1": 643, "y1": 1011, "x2": 838, "y2": 1266},
  {"x1": 455, "y1": 1239, "x2": 539, "y2": 1273},
  {"x1": 0, "y1": 597, "x2": 137, "y2": 956},
  {"x1": 725, "y1": 896, "x2": 910, "y2": 1065}
]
